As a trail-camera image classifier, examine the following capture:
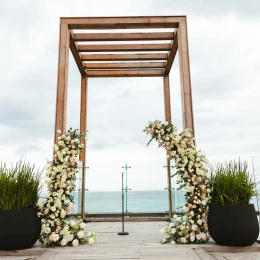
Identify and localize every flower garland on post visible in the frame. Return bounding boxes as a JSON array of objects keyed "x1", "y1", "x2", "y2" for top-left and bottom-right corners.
[
  {"x1": 143, "y1": 120, "x2": 211, "y2": 244},
  {"x1": 39, "y1": 128, "x2": 96, "y2": 247}
]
